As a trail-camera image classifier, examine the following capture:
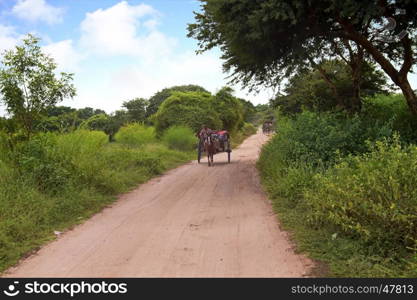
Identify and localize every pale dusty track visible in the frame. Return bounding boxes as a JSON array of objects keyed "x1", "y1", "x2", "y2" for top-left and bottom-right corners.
[{"x1": 4, "y1": 130, "x2": 313, "y2": 277}]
